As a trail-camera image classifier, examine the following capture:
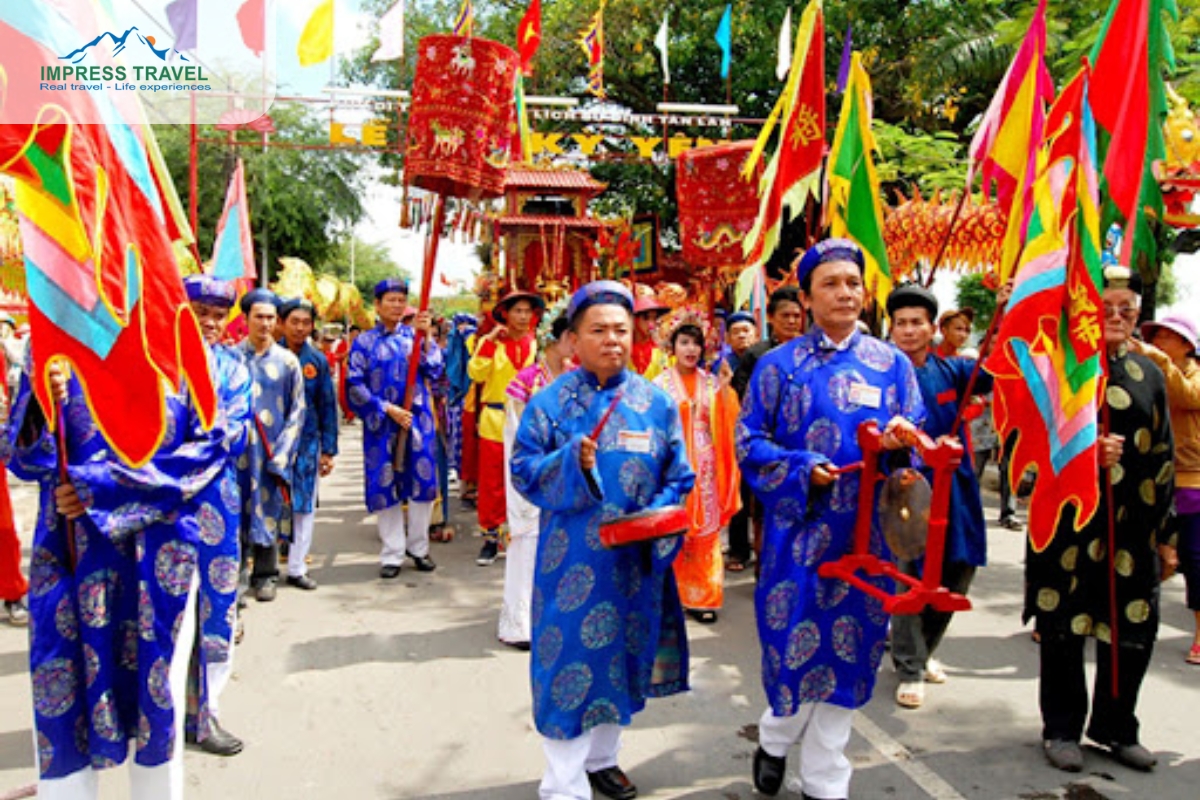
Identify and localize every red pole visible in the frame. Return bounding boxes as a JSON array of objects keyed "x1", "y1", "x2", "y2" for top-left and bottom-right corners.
[{"x1": 394, "y1": 194, "x2": 447, "y2": 472}]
